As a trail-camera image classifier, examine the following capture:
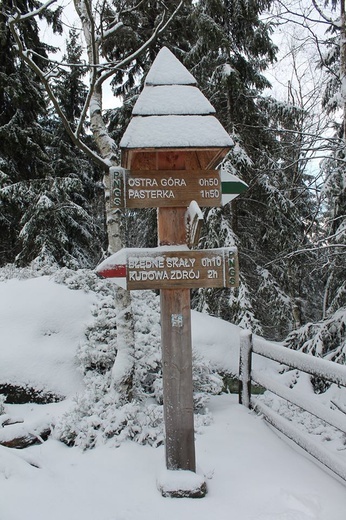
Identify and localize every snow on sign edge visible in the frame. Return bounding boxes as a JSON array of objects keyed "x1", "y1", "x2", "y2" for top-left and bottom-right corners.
[
  {"x1": 120, "y1": 115, "x2": 233, "y2": 149},
  {"x1": 145, "y1": 46, "x2": 196, "y2": 86}
]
